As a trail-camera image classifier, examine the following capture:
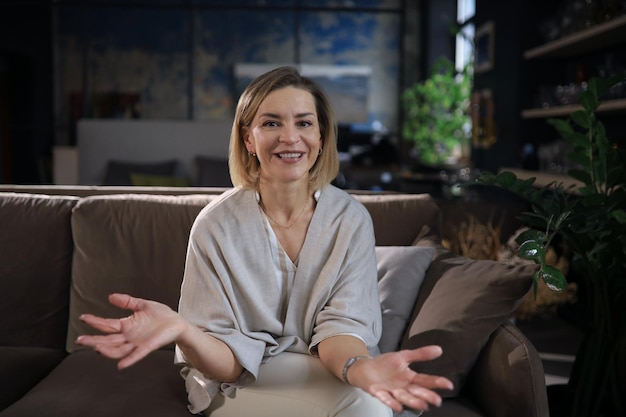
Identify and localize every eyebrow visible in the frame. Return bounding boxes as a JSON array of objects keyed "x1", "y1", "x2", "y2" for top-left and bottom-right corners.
[{"x1": 259, "y1": 112, "x2": 315, "y2": 119}]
